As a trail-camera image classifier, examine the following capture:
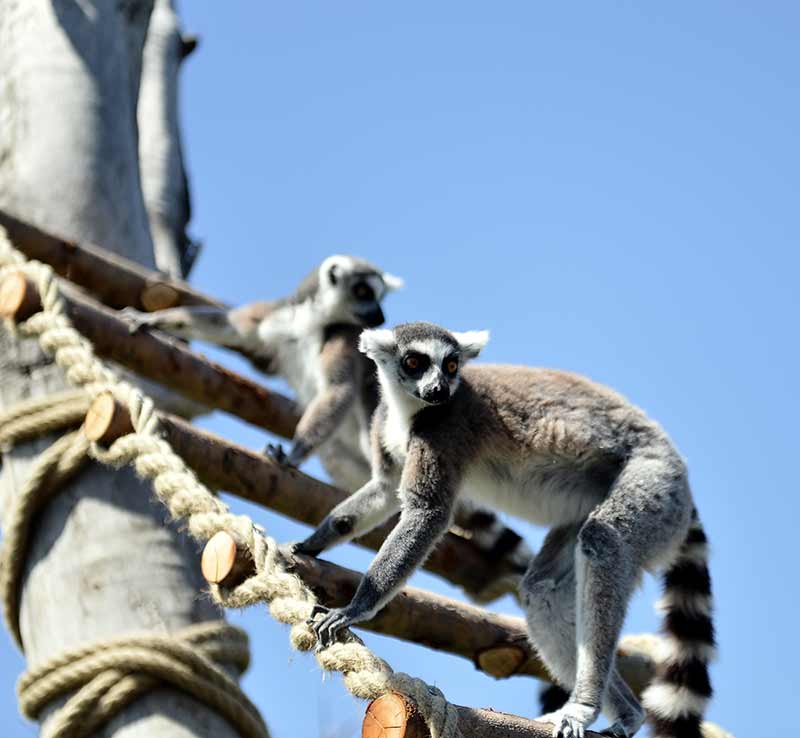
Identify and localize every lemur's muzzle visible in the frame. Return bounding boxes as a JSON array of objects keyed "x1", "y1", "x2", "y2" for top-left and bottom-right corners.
[
  {"x1": 421, "y1": 383, "x2": 450, "y2": 405},
  {"x1": 354, "y1": 304, "x2": 385, "y2": 327}
]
